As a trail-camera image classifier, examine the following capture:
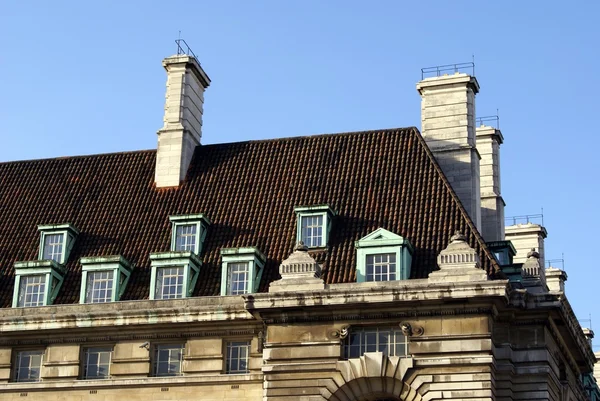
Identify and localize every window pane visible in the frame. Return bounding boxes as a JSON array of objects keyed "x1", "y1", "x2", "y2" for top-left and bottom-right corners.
[
  {"x1": 15, "y1": 350, "x2": 44, "y2": 382},
  {"x1": 226, "y1": 341, "x2": 250, "y2": 374},
  {"x1": 83, "y1": 347, "x2": 112, "y2": 379},
  {"x1": 301, "y1": 215, "x2": 324, "y2": 247},
  {"x1": 154, "y1": 344, "x2": 183, "y2": 376},
  {"x1": 228, "y1": 262, "x2": 249, "y2": 295},
  {"x1": 343, "y1": 328, "x2": 407, "y2": 360},
  {"x1": 18, "y1": 275, "x2": 46, "y2": 307},
  {"x1": 86, "y1": 271, "x2": 114, "y2": 303},
  {"x1": 156, "y1": 267, "x2": 184, "y2": 299},
  {"x1": 175, "y1": 224, "x2": 197, "y2": 252},
  {"x1": 365, "y1": 253, "x2": 396, "y2": 282},
  {"x1": 42, "y1": 233, "x2": 64, "y2": 263}
]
